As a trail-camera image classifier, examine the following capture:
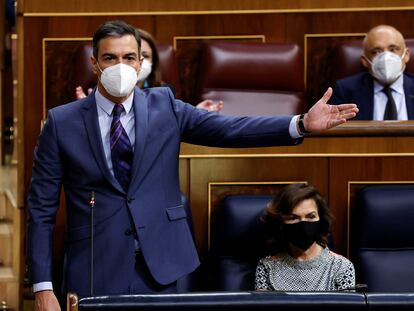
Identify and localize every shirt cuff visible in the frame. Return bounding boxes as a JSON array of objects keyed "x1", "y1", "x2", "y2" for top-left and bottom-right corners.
[
  {"x1": 289, "y1": 115, "x2": 302, "y2": 139},
  {"x1": 33, "y1": 281, "x2": 53, "y2": 293}
]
